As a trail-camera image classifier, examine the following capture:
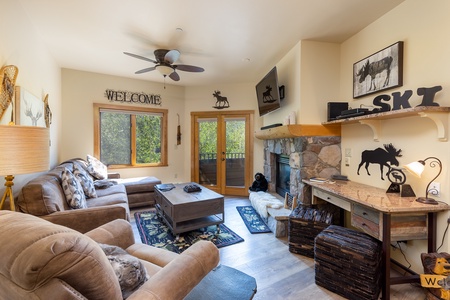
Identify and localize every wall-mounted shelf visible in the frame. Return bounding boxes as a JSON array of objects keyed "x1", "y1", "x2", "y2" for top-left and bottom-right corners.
[
  {"x1": 322, "y1": 106, "x2": 450, "y2": 142},
  {"x1": 255, "y1": 124, "x2": 340, "y2": 140}
]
